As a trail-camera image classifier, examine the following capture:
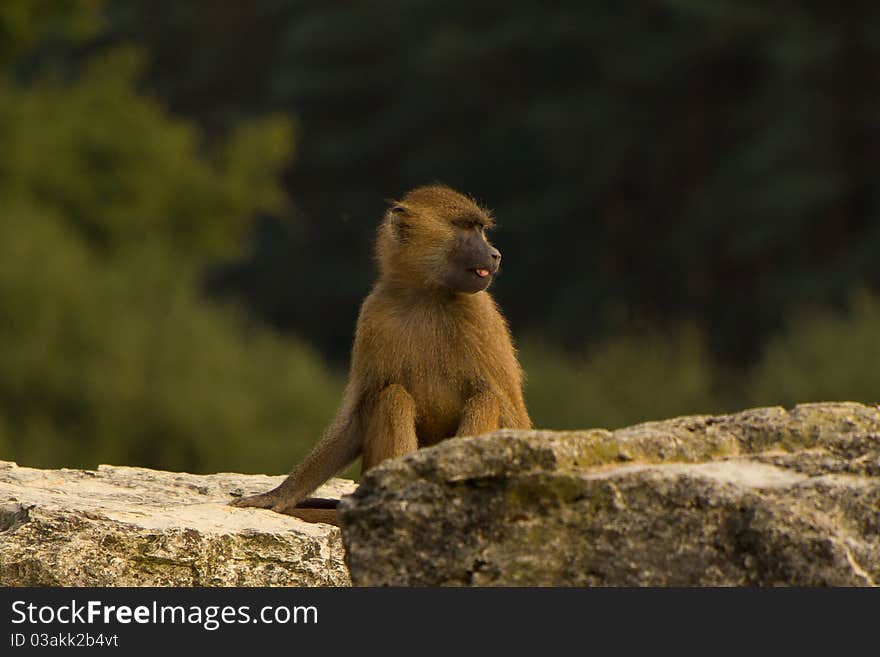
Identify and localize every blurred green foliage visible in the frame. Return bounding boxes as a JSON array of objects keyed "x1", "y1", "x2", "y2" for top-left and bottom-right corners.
[
  {"x1": 522, "y1": 326, "x2": 723, "y2": 430},
  {"x1": 0, "y1": 47, "x2": 293, "y2": 260},
  {"x1": 0, "y1": 207, "x2": 342, "y2": 471},
  {"x1": 748, "y1": 293, "x2": 880, "y2": 409},
  {"x1": 0, "y1": 5, "x2": 342, "y2": 472},
  {"x1": 106, "y1": 1, "x2": 880, "y2": 364},
  {"x1": 0, "y1": 0, "x2": 98, "y2": 67},
  {"x1": 524, "y1": 295, "x2": 880, "y2": 431},
  {"x1": 0, "y1": 3, "x2": 877, "y2": 475}
]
